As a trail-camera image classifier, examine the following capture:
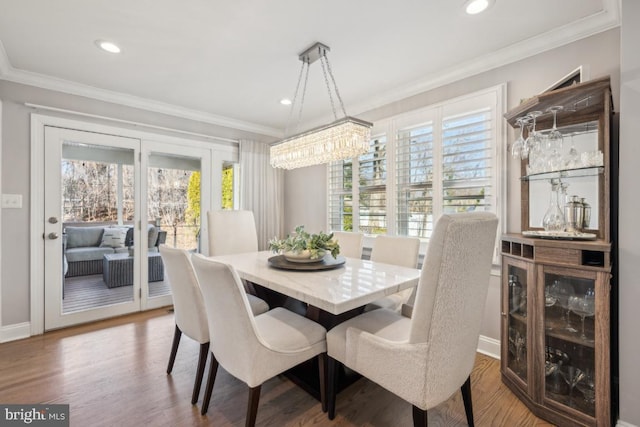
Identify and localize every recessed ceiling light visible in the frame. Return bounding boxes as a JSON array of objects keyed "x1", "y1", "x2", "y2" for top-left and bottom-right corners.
[
  {"x1": 280, "y1": 98, "x2": 292, "y2": 106},
  {"x1": 95, "y1": 40, "x2": 121, "y2": 54},
  {"x1": 464, "y1": 0, "x2": 494, "y2": 15}
]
